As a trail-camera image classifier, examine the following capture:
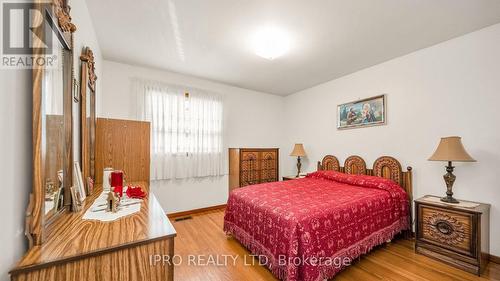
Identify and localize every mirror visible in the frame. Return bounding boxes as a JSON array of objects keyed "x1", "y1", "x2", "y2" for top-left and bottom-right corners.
[
  {"x1": 80, "y1": 47, "x2": 97, "y2": 193},
  {"x1": 29, "y1": 0, "x2": 76, "y2": 246},
  {"x1": 43, "y1": 40, "x2": 66, "y2": 220},
  {"x1": 41, "y1": 3, "x2": 74, "y2": 226}
]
